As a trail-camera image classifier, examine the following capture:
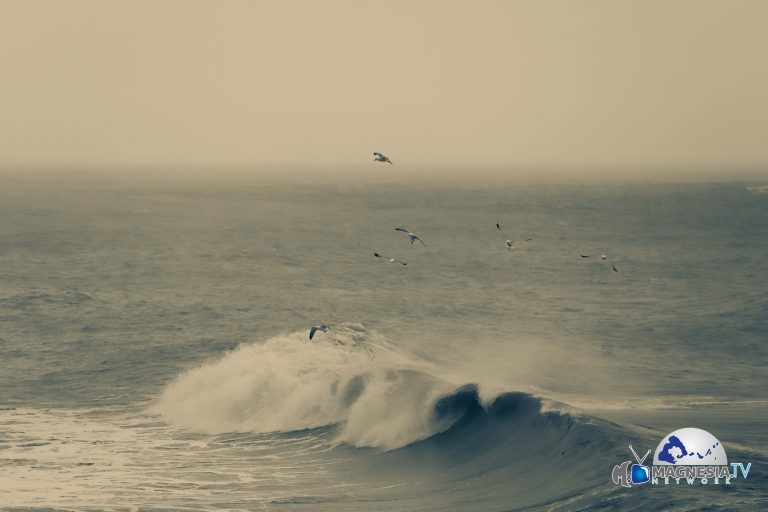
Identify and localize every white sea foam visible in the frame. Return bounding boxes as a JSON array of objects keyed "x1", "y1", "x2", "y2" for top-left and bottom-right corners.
[{"x1": 151, "y1": 325, "x2": 463, "y2": 449}]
